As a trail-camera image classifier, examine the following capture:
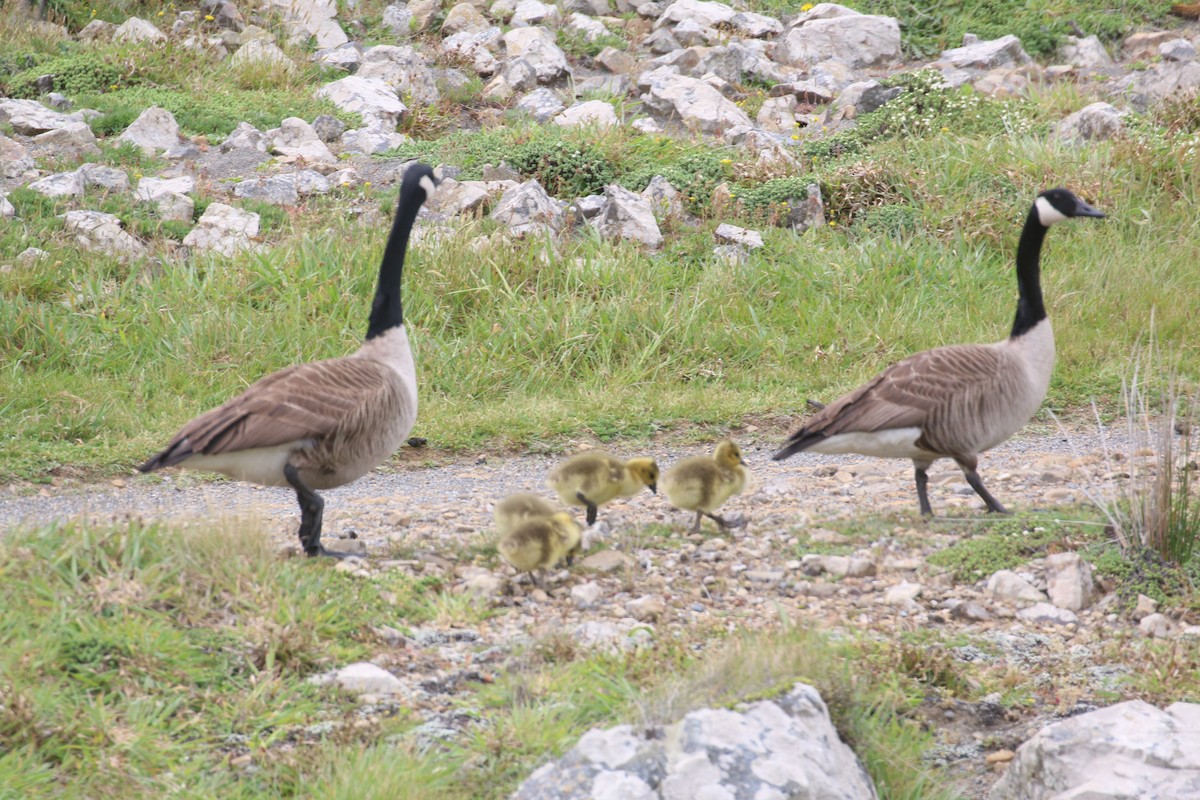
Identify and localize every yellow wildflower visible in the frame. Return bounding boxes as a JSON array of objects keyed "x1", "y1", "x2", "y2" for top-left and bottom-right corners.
[
  {"x1": 205, "y1": 14, "x2": 214, "y2": 20},
  {"x1": 720, "y1": 158, "x2": 732, "y2": 164},
  {"x1": 801, "y1": 2, "x2": 814, "y2": 10}
]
